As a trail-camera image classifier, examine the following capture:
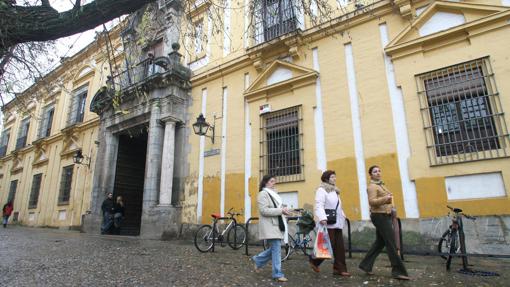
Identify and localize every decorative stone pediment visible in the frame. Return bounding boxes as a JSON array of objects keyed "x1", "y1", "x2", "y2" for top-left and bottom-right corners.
[
  {"x1": 385, "y1": 1, "x2": 510, "y2": 57},
  {"x1": 32, "y1": 140, "x2": 49, "y2": 166},
  {"x1": 244, "y1": 60, "x2": 318, "y2": 102},
  {"x1": 60, "y1": 130, "x2": 80, "y2": 157},
  {"x1": 10, "y1": 152, "x2": 23, "y2": 174}
]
